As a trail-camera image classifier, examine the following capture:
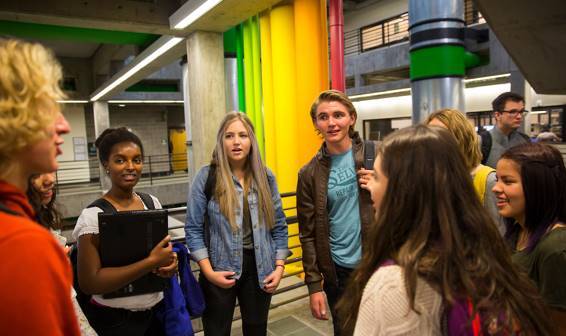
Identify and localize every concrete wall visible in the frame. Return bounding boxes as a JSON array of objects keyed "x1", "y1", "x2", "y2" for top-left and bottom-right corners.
[
  {"x1": 58, "y1": 104, "x2": 91, "y2": 184},
  {"x1": 109, "y1": 105, "x2": 170, "y2": 173},
  {"x1": 59, "y1": 57, "x2": 94, "y2": 100},
  {"x1": 60, "y1": 104, "x2": 87, "y2": 162},
  {"x1": 166, "y1": 106, "x2": 185, "y2": 128}
]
